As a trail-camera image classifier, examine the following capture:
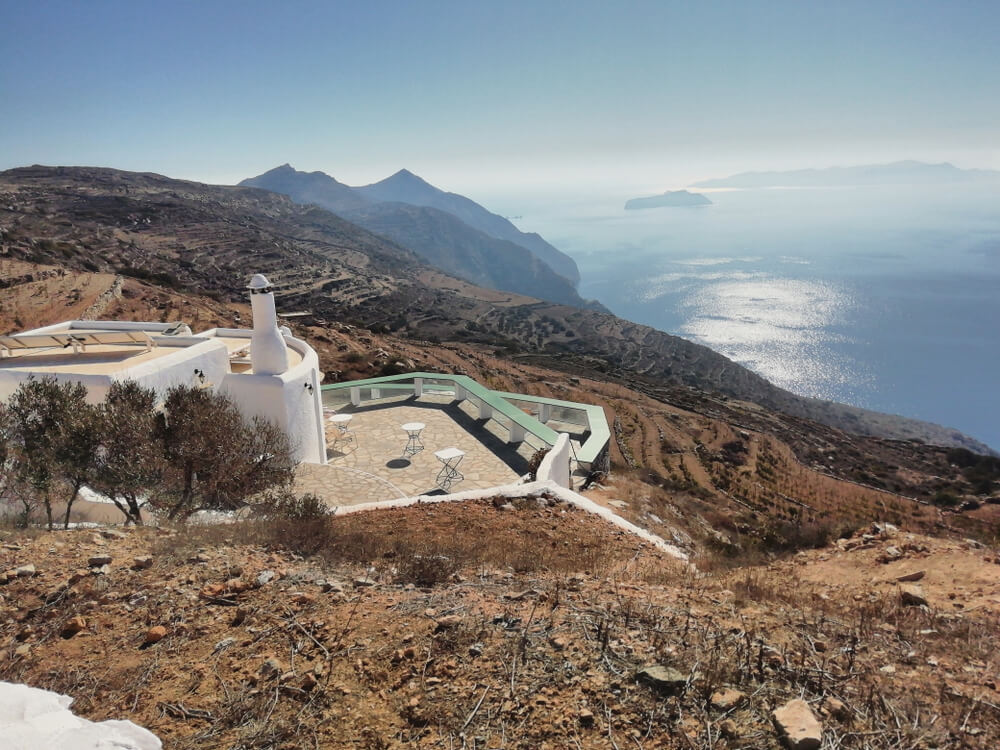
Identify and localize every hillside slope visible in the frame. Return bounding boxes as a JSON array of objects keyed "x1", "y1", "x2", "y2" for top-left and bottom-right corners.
[
  {"x1": 342, "y1": 200, "x2": 593, "y2": 309},
  {"x1": 0, "y1": 164, "x2": 991, "y2": 454},
  {"x1": 356, "y1": 168, "x2": 581, "y2": 285},
  {"x1": 241, "y1": 165, "x2": 587, "y2": 305},
  {"x1": 1, "y1": 515, "x2": 997, "y2": 748},
  {"x1": 3, "y1": 257, "x2": 998, "y2": 544}
]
